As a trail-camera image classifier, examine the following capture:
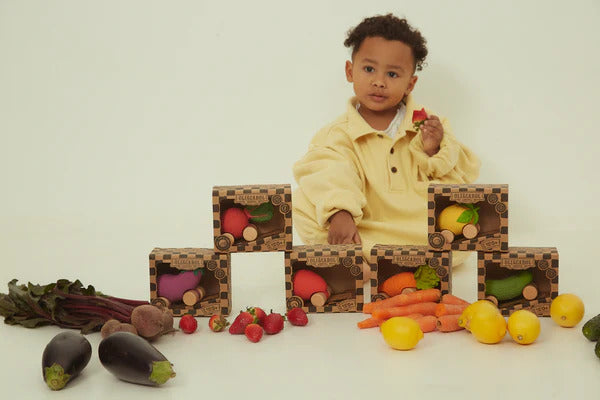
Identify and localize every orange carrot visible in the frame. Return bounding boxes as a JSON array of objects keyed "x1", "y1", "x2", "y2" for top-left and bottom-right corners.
[
  {"x1": 357, "y1": 313, "x2": 424, "y2": 329},
  {"x1": 441, "y1": 293, "x2": 470, "y2": 306},
  {"x1": 415, "y1": 315, "x2": 437, "y2": 333},
  {"x1": 357, "y1": 317, "x2": 385, "y2": 329},
  {"x1": 364, "y1": 288, "x2": 441, "y2": 314},
  {"x1": 434, "y1": 303, "x2": 468, "y2": 317},
  {"x1": 437, "y1": 314, "x2": 464, "y2": 332},
  {"x1": 379, "y1": 272, "x2": 417, "y2": 297},
  {"x1": 372, "y1": 302, "x2": 438, "y2": 320}
]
